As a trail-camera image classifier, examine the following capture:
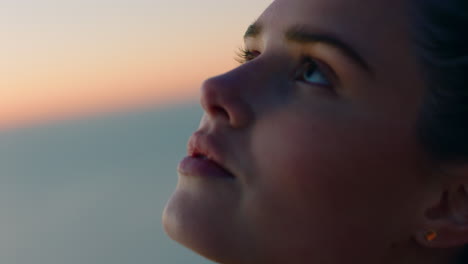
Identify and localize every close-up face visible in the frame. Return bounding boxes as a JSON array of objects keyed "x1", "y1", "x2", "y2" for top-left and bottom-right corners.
[{"x1": 163, "y1": 0, "x2": 436, "y2": 263}]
